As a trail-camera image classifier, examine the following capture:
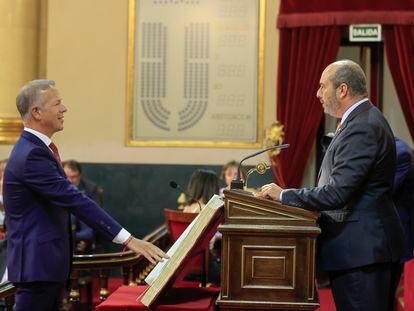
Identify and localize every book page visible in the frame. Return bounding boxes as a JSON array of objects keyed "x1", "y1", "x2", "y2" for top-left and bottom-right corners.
[
  {"x1": 141, "y1": 194, "x2": 224, "y2": 306},
  {"x1": 145, "y1": 213, "x2": 200, "y2": 285}
]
